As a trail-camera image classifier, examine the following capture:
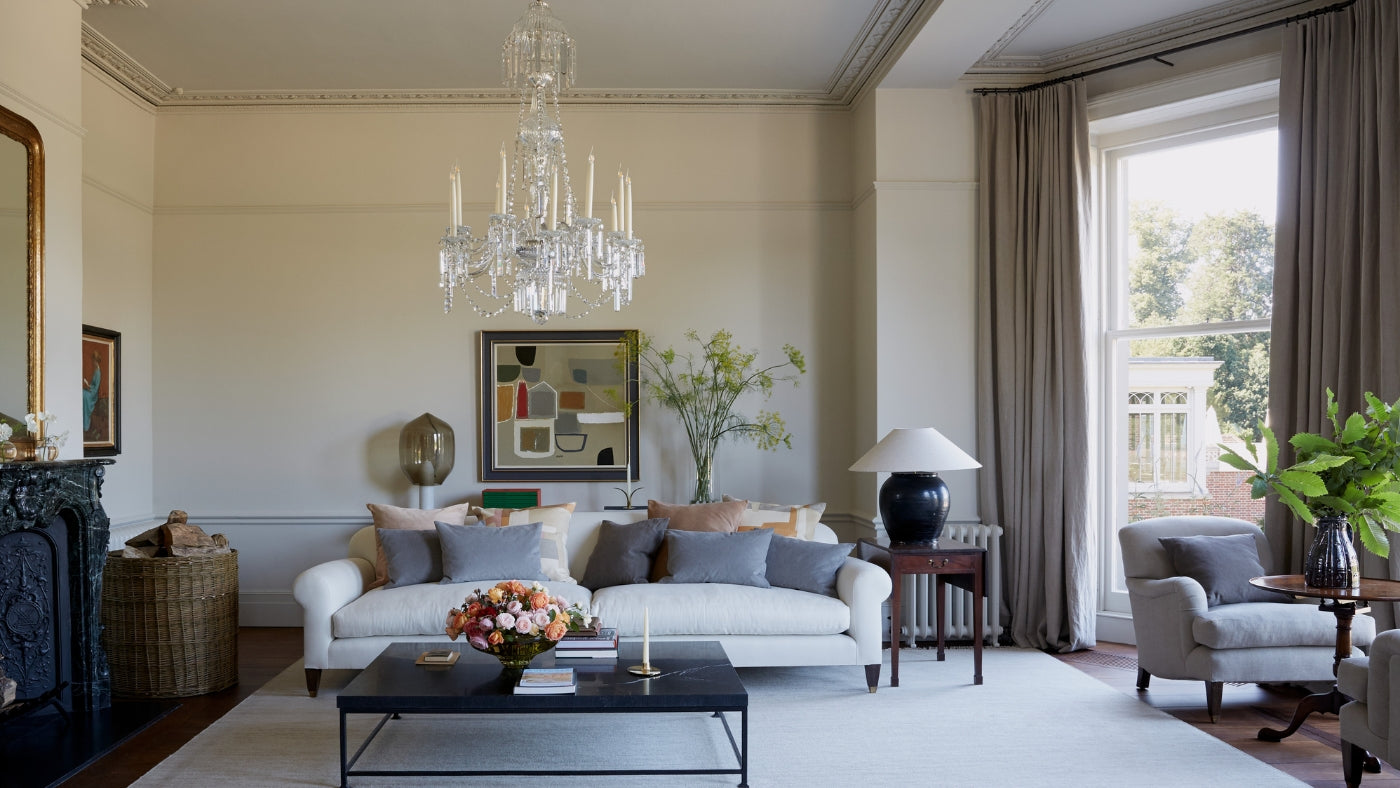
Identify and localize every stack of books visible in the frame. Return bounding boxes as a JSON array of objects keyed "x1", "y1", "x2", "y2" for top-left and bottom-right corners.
[
  {"x1": 554, "y1": 626, "x2": 619, "y2": 659},
  {"x1": 515, "y1": 668, "x2": 575, "y2": 694}
]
